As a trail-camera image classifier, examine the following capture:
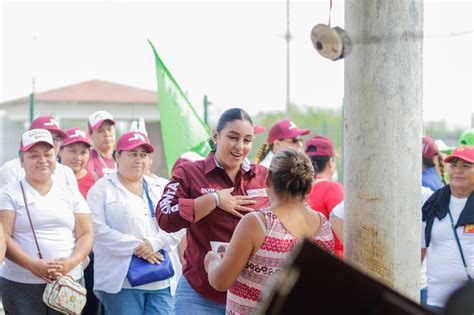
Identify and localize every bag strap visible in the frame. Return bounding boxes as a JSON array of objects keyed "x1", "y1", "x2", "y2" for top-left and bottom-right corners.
[
  {"x1": 447, "y1": 209, "x2": 471, "y2": 280},
  {"x1": 143, "y1": 179, "x2": 155, "y2": 218},
  {"x1": 19, "y1": 181, "x2": 43, "y2": 259}
]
